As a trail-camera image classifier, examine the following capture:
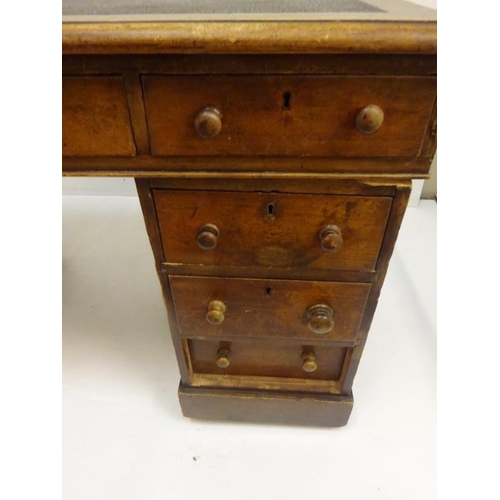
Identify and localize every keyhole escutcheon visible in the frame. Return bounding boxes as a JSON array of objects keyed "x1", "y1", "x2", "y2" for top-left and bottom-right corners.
[{"x1": 282, "y1": 91, "x2": 292, "y2": 110}]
